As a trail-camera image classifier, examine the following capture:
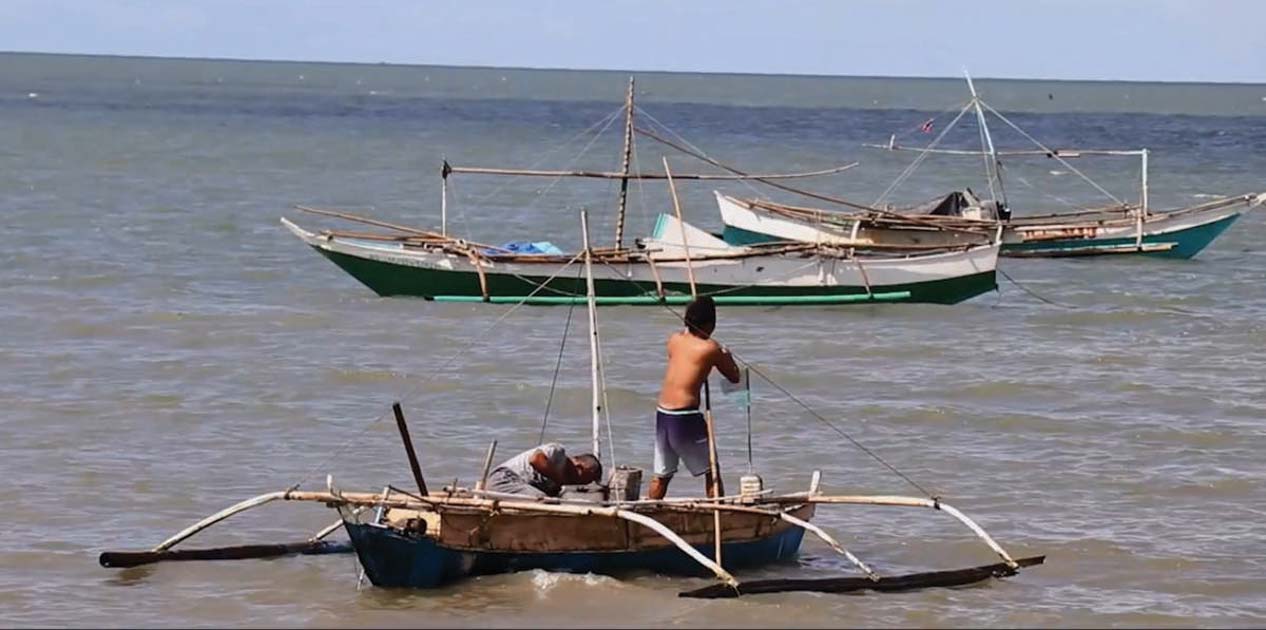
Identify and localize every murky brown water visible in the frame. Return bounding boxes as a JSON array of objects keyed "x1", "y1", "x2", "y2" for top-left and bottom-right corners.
[{"x1": 3, "y1": 53, "x2": 1265, "y2": 627}]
